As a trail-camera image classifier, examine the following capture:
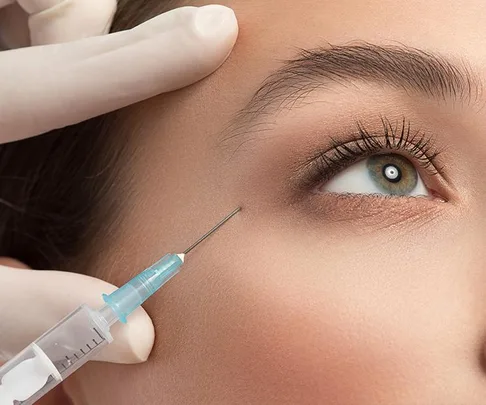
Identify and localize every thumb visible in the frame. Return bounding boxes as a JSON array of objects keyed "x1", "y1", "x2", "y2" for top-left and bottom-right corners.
[{"x1": 0, "y1": 265, "x2": 155, "y2": 365}]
